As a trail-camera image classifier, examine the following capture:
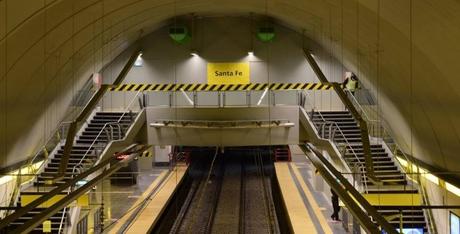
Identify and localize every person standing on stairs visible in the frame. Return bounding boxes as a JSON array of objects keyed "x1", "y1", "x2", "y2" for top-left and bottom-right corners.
[
  {"x1": 331, "y1": 188, "x2": 341, "y2": 221},
  {"x1": 343, "y1": 72, "x2": 360, "y2": 96}
]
